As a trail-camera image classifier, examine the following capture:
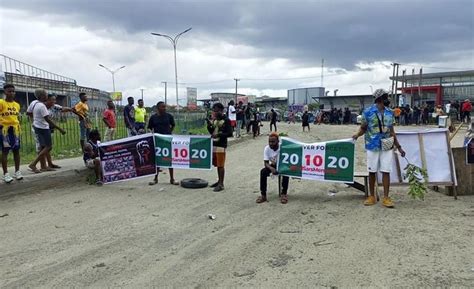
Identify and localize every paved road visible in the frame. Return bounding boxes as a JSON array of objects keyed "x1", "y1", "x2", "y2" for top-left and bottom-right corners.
[{"x1": 1, "y1": 123, "x2": 473, "y2": 288}]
